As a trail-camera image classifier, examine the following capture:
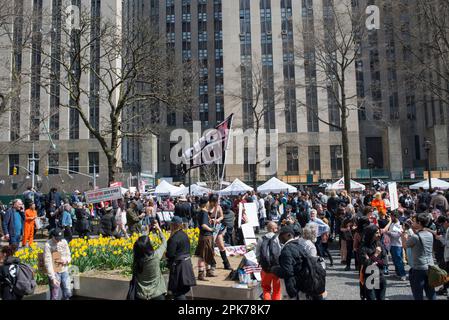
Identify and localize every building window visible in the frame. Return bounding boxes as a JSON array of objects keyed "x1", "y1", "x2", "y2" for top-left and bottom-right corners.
[
  {"x1": 48, "y1": 153, "x2": 59, "y2": 174},
  {"x1": 286, "y1": 147, "x2": 299, "y2": 174},
  {"x1": 89, "y1": 152, "x2": 99, "y2": 174},
  {"x1": 330, "y1": 145, "x2": 343, "y2": 172},
  {"x1": 167, "y1": 112, "x2": 176, "y2": 126},
  {"x1": 308, "y1": 146, "x2": 320, "y2": 173},
  {"x1": 9, "y1": 154, "x2": 20, "y2": 175},
  {"x1": 68, "y1": 152, "x2": 79, "y2": 174}
]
